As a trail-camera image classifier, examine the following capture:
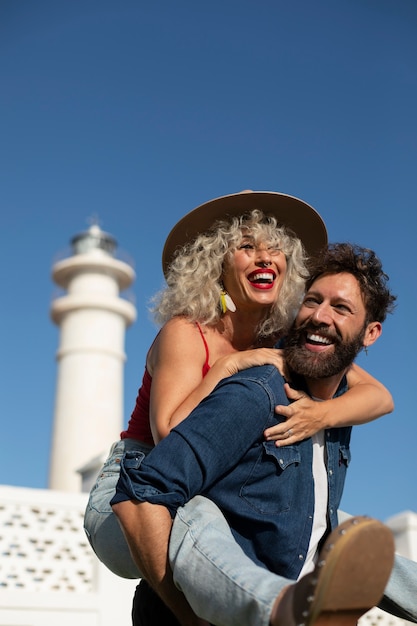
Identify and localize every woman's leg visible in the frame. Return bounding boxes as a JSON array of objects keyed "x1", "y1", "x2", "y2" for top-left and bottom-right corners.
[
  {"x1": 170, "y1": 496, "x2": 285, "y2": 626},
  {"x1": 84, "y1": 439, "x2": 152, "y2": 579}
]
